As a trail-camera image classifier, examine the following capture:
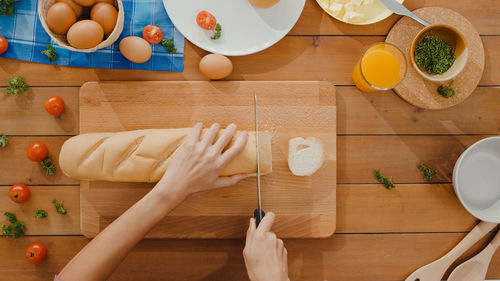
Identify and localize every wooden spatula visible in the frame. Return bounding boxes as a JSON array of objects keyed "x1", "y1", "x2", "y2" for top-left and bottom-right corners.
[
  {"x1": 405, "y1": 221, "x2": 497, "y2": 281},
  {"x1": 447, "y1": 229, "x2": 500, "y2": 281}
]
